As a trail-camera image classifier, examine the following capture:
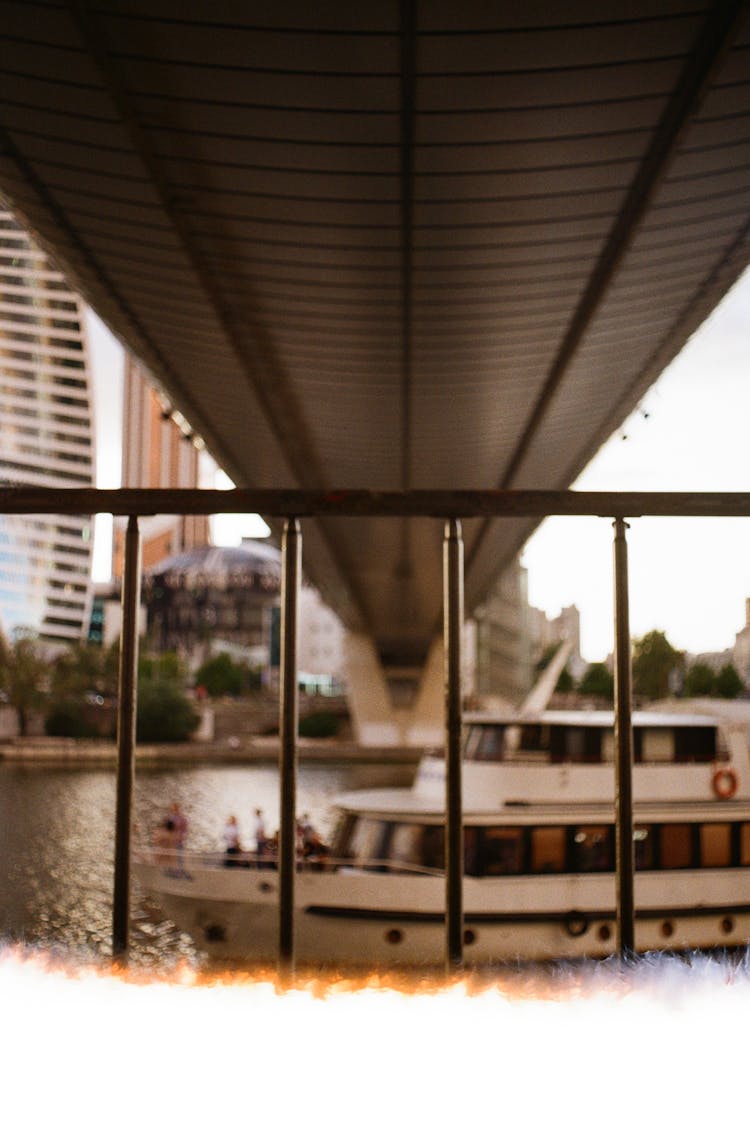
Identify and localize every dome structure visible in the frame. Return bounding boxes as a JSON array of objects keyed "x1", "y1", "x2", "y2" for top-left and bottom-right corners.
[{"x1": 143, "y1": 540, "x2": 281, "y2": 666}]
